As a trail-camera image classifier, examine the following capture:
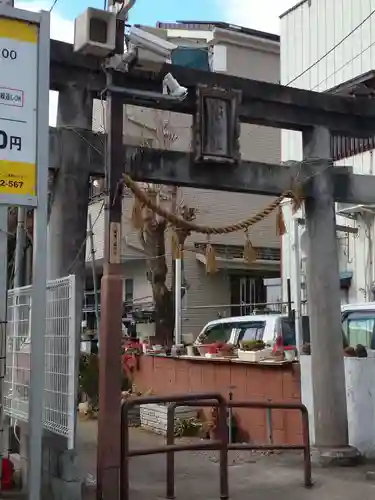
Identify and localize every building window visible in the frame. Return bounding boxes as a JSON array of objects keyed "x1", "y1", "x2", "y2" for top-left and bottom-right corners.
[
  {"x1": 124, "y1": 278, "x2": 134, "y2": 306},
  {"x1": 230, "y1": 275, "x2": 266, "y2": 316},
  {"x1": 171, "y1": 47, "x2": 209, "y2": 71}
]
